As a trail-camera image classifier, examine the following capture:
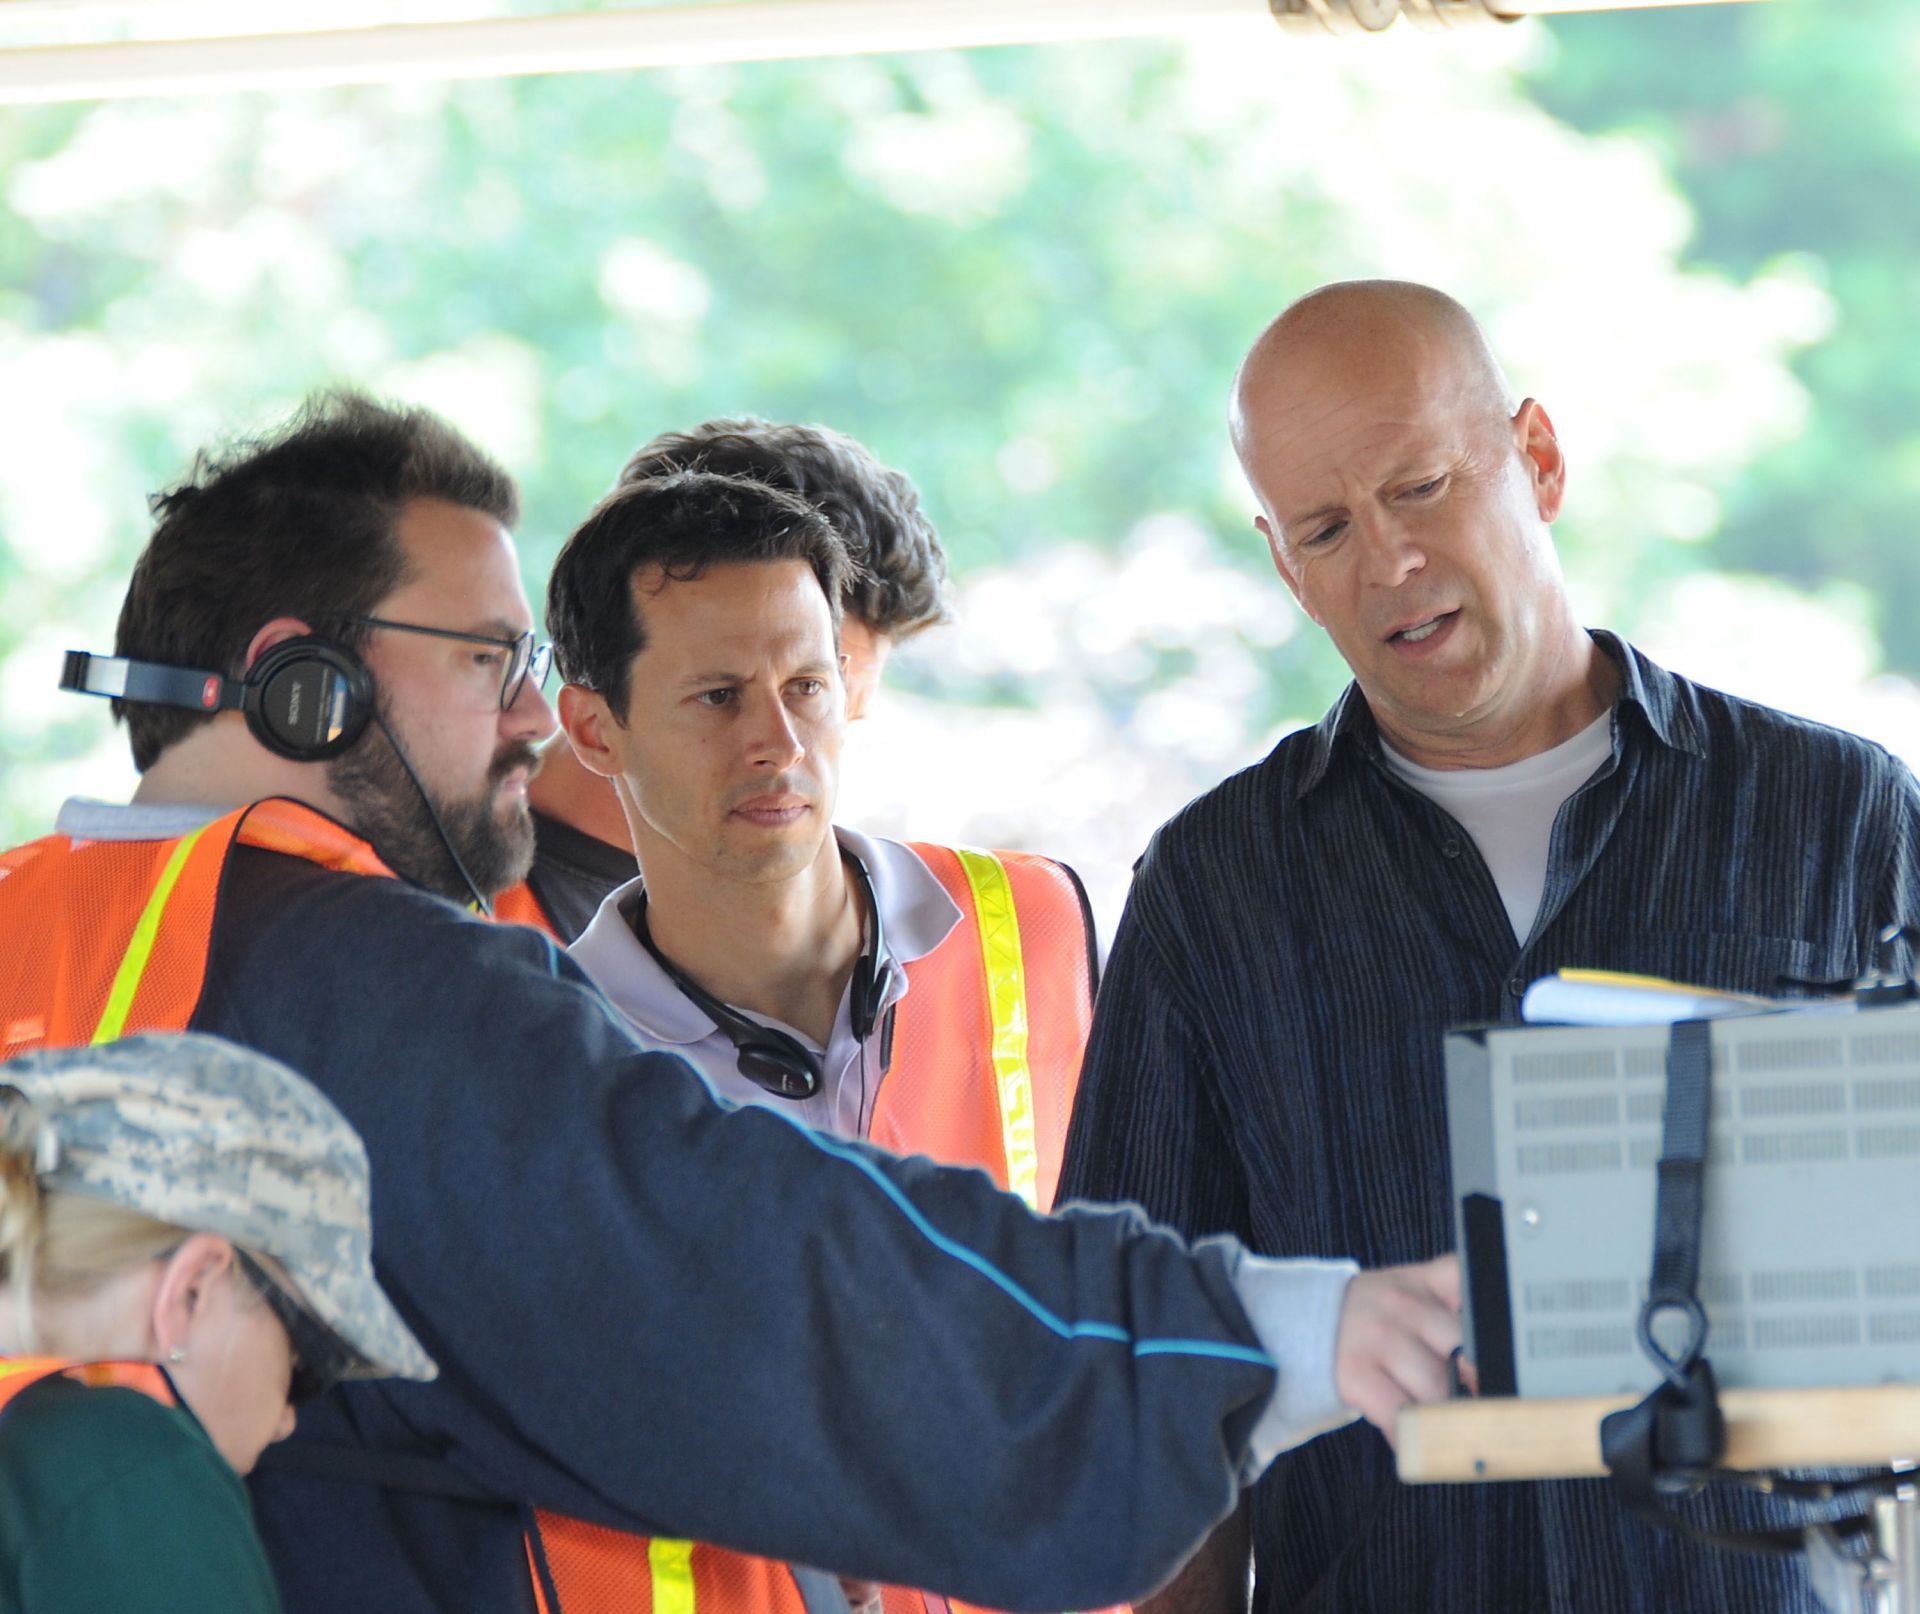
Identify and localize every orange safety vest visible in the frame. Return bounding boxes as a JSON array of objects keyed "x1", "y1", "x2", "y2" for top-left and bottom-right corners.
[
  {"x1": 0, "y1": 799, "x2": 394, "y2": 1056},
  {"x1": 0, "y1": 1357, "x2": 179, "y2": 1417},
  {"x1": 518, "y1": 840, "x2": 1112, "y2": 1614},
  {"x1": 0, "y1": 807, "x2": 1112, "y2": 1614},
  {"x1": 490, "y1": 878, "x2": 556, "y2": 933},
  {"x1": 497, "y1": 842, "x2": 1093, "y2": 1214}
]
